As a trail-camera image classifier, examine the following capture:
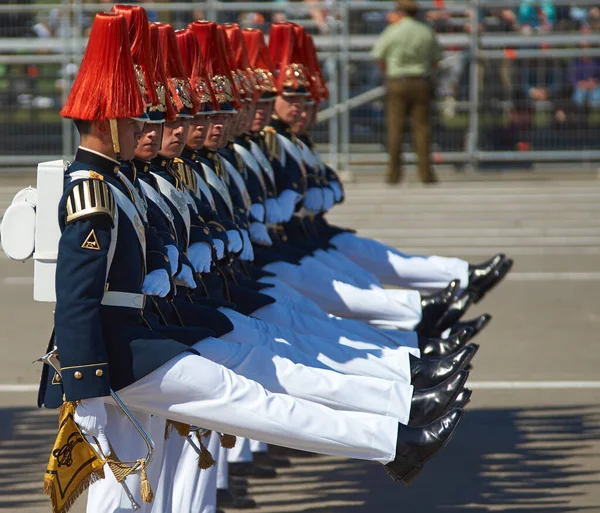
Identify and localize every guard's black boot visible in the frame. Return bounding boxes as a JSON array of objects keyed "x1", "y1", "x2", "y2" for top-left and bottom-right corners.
[
  {"x1": 409, "y1": 370, "x2": 469, "y2": 426},
  {"x1": 453, "y1": 388, "x2": 472, "y2": 409},
  {"x1": 252, "y1": 451, "x2": 292, "y2": 468},
  {"x1": 468, "y1": 255, "x2": 513, "y2": 303},
  {"x1": 410, "y1": 344, "x2": 478, "y2": 389},
  {"x1": 450, "y1": 314, "x2": 492, "y2": 339},
  {"x1": 419, "y1": 327, "x2": 474, "y2": 357},
  {"x1": 217, "y1": 488, "x2": 257, "y2": 509},
  {"x1": 385, "y1": 409, "x2": 463, "y2": 485},
  {"x1": 228, "y1": 461, "x2": 277, "y2": 479},
  {"x1": 433, "y1": 291, "x2": 476, "y2": 334},
  {"x1": 416, "y1": 280, "x2": 460, "y2": 335}
]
